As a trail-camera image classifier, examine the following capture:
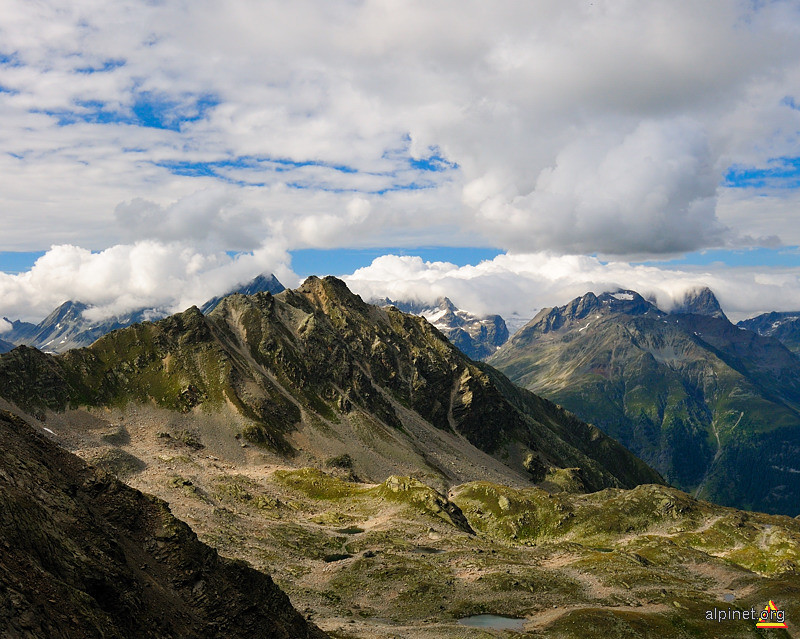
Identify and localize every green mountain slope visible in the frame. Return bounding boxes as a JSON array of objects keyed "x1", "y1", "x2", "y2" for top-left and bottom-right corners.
[
  {"x1": 0, "y1": 409, "x2": 326, "y2": 638},
  {"x1": 488, "y1": 289, "x2": 800, "y2": 515},
  {"x1": 0, "y1": 276, "x2": 660, "y2": 494}
]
